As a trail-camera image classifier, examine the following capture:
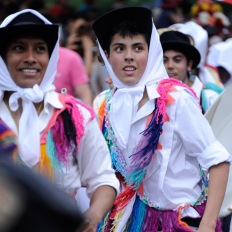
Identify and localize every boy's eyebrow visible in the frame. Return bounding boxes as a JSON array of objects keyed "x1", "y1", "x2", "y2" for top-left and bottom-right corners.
[
  {"x1": 111, "y1": 42, "x2": 125, "y2": 46},
  {"x1": 164, "y1": 54, "x2": 185, "y2": 58},
  {"x1": 111, "y1": 42, "x2": 146, "y2": 46}
]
